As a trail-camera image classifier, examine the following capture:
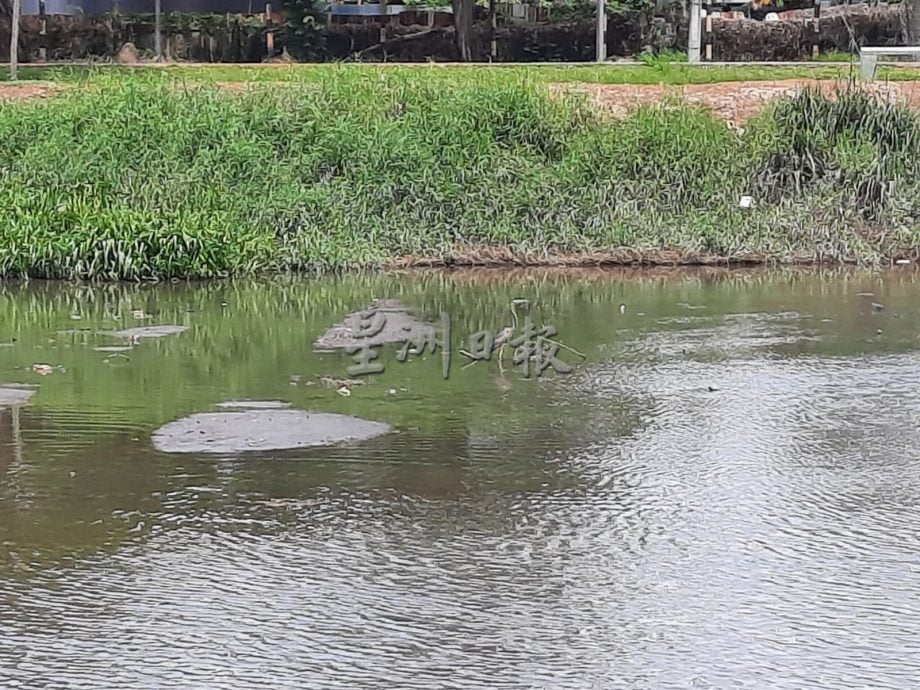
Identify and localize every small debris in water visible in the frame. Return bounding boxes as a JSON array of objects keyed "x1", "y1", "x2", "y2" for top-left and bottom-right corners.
[
  {"x1": 337, "y1": 386, "x2": 351, "y2": 397},
  {"x1": 319, "y1": 376, "x2": 365, "y2": 388},
  {"x1": 871, "y1": 302, "x2": 885, "y2": 312},
  {"x1": 387, "y1": 388, "x2": 397, "y2": 395},
  {"x1": 94, "y1": 346, "x2": 133, "y2": 353},
  {"x1": 619, "y1": 304, "x2": 626, "y2": 314},
  {"x1": 216, "y1": 400, "x2": 291, "y2": 410},
  {"x1": 707, "y1": 386, "x2": 719, "y2": 392},
  {"x1": 31, "y1": 364, "x2": 54, "y2": 376}
]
